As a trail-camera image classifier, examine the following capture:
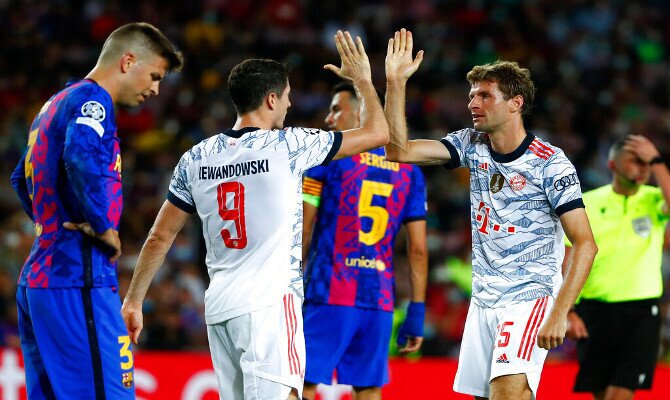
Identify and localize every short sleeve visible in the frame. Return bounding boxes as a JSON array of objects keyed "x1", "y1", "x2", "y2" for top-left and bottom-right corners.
[
  {"x1": 439, "y1": 128, "x2": 473, "y2": 170},
  {"x1": 542, "y1": 151, "x2": 584, "y2": 216},
  {"x1": 167, "y1": 151, "x2": 196, "y2": 214},
  {"x1": 282, "y1": 127, "x2": 342, "y2": 176}
]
